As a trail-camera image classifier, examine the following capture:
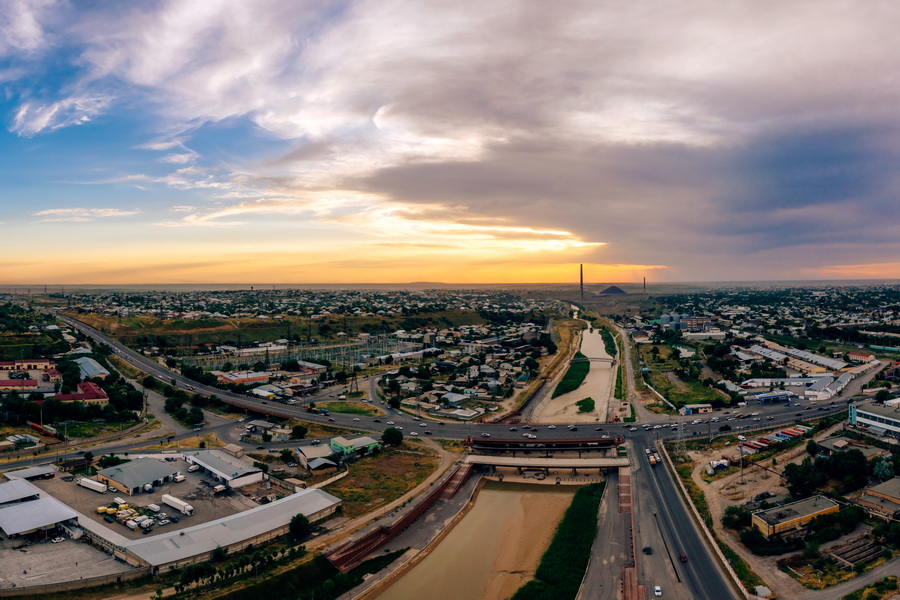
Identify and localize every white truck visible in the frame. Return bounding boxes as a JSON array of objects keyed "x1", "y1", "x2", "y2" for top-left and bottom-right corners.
[
  {"x1": 162, "y1": 494, "x2": 193, "y2": 516},
  {"x1": 78, "y1": 478, "x2": 107, "y2": 494},
  {"x1": 146, "y1": 504, "x2": 160, "y2": 513},
  {"x1": 125, "y1": 519, "x2": 139, "y2": 530}
]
